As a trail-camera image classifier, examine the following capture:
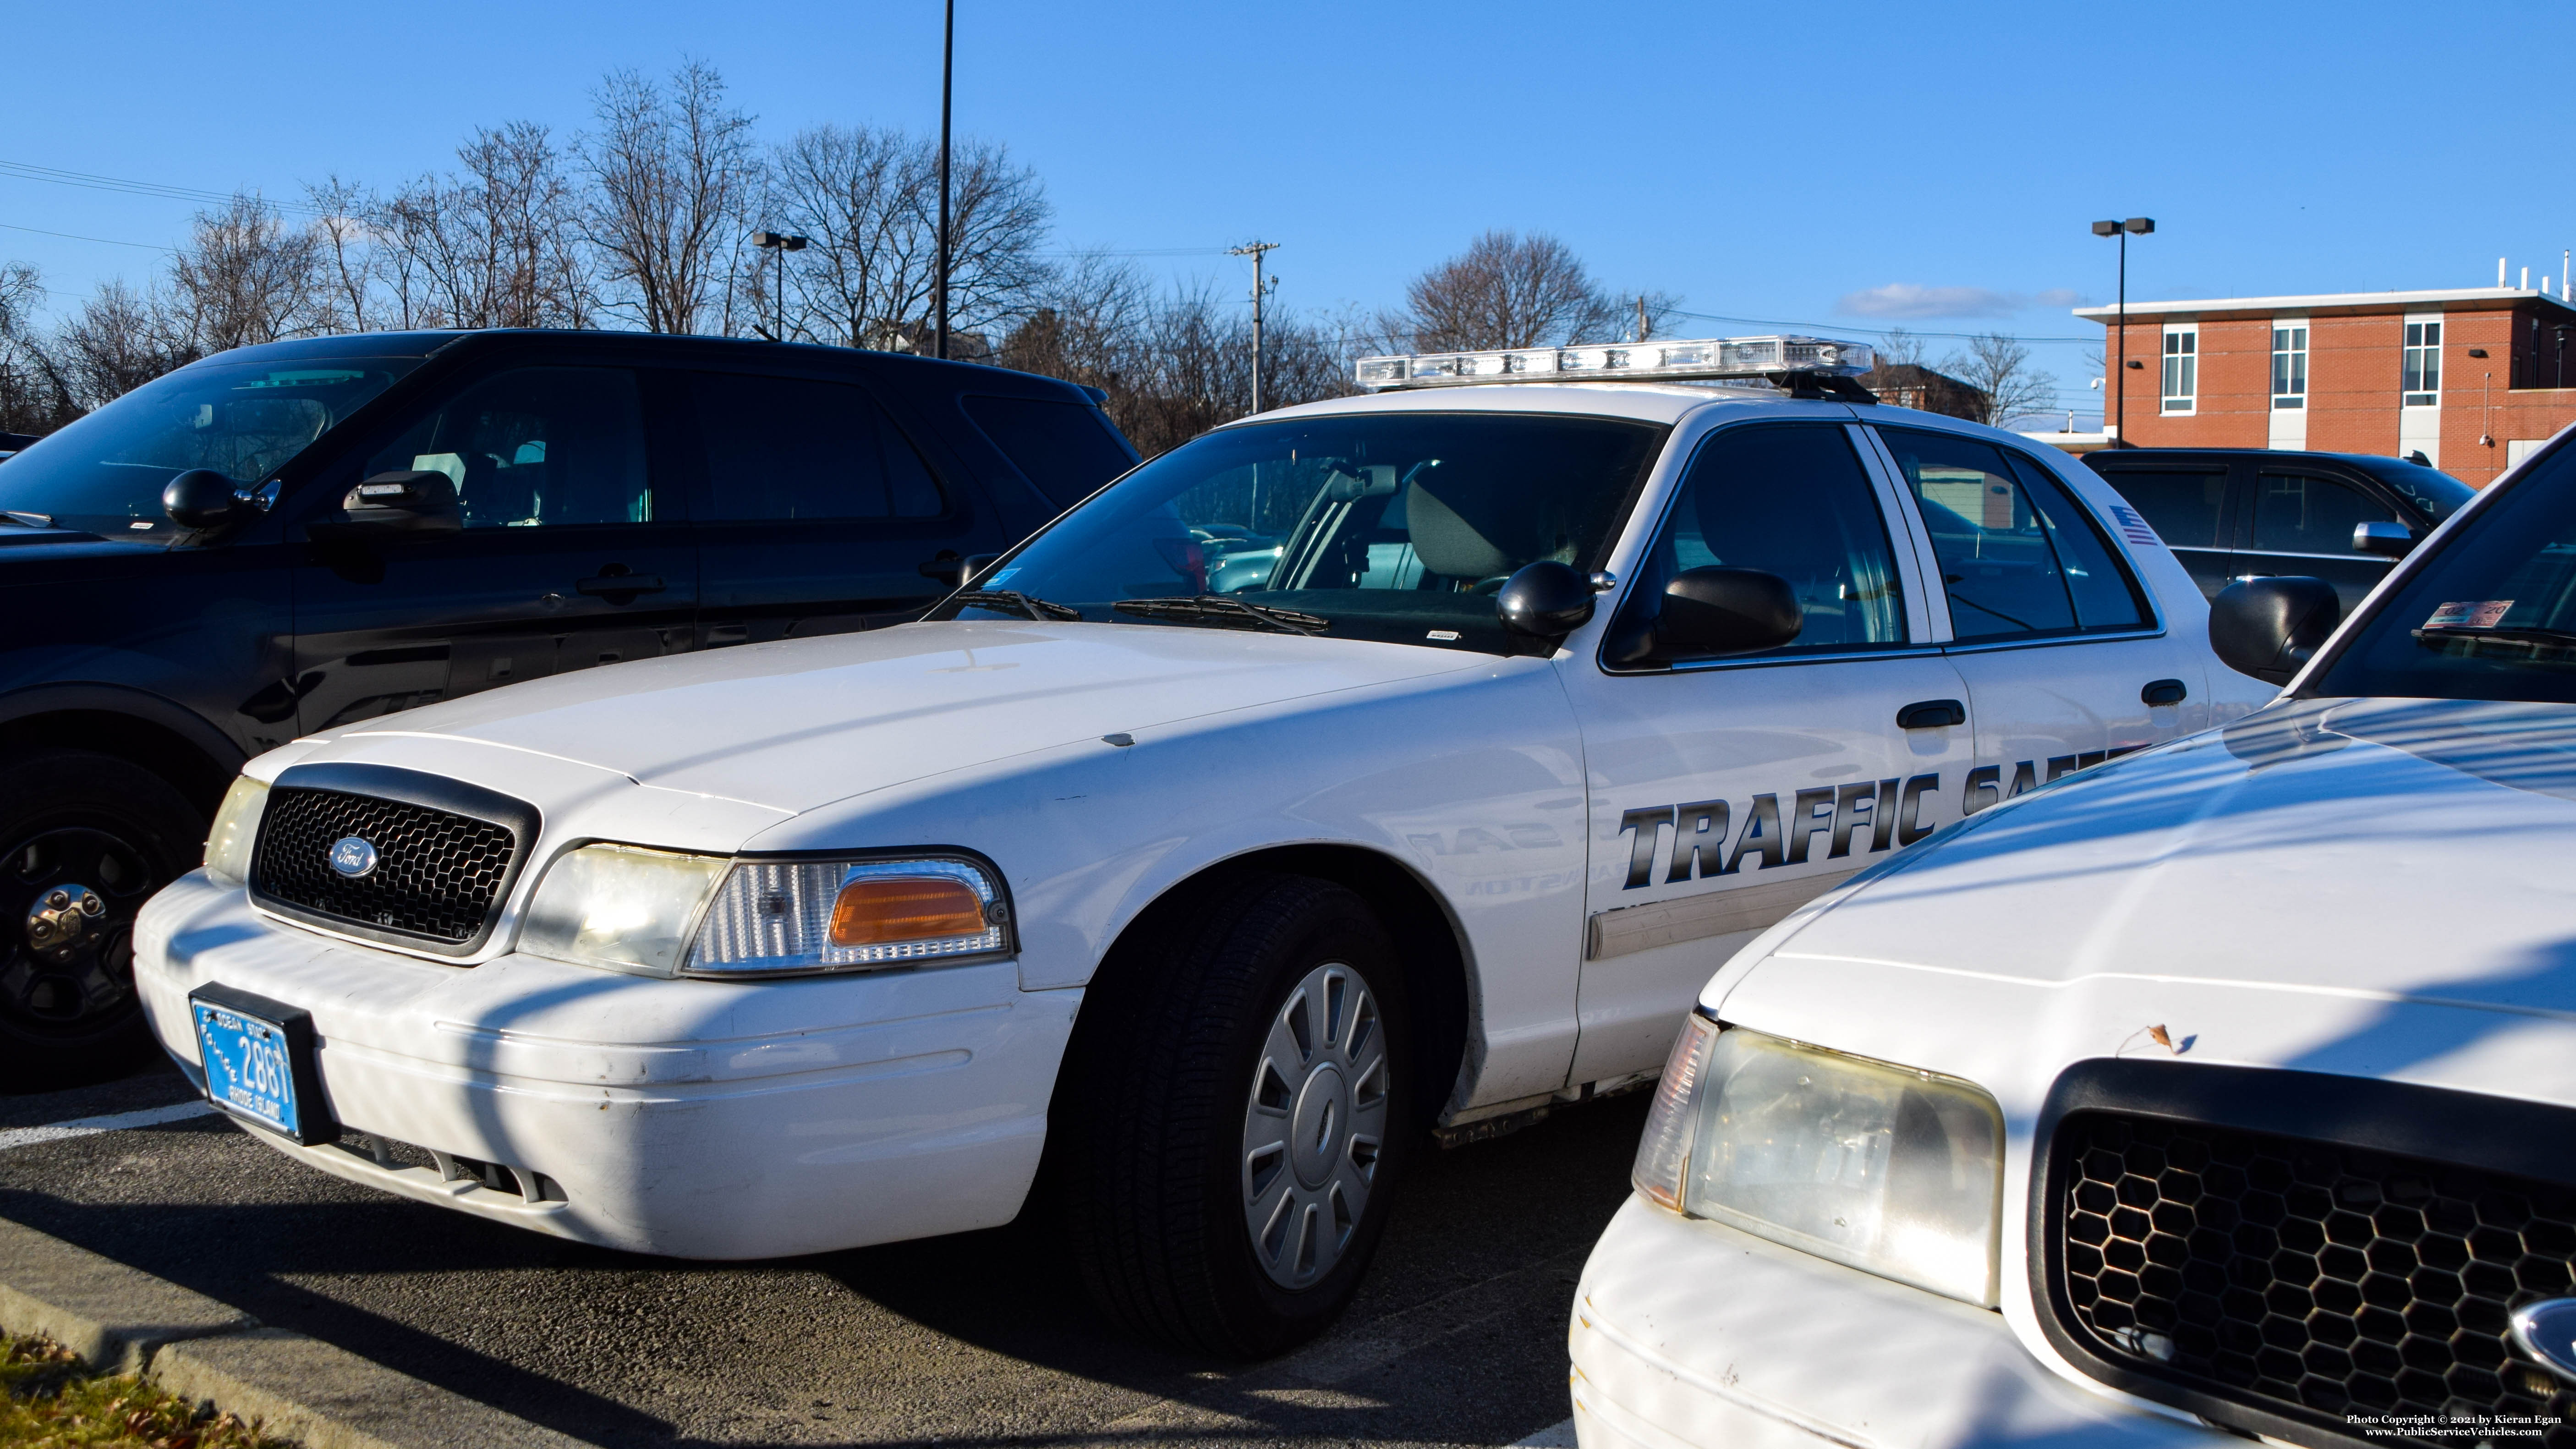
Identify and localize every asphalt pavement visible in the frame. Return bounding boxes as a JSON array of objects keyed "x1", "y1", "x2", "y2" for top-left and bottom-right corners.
[{"x1": 0, "y1": 1059, "x2": 1644, "y2": 1448}]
